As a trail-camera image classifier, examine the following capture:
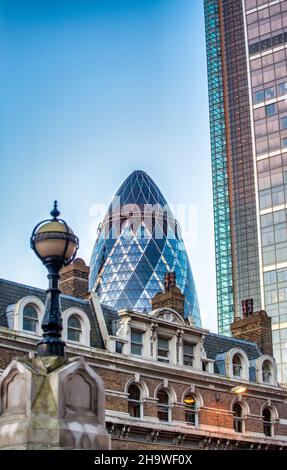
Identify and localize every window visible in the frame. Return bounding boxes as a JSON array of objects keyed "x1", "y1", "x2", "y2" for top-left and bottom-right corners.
[
  {"x1": 254, "y1": 90, "x2": 264, "y2": 103},
  {"x1": 232, "y1": 354, "x2": 242, "y2": 378},
  {"x1": 202, "y1": 361, "x2": 208, "y2": 372},
  {"x1": 116, "y1": 341, "x2": 124, "y2": 354},
  {"x1": 183, "y1": 343, "x2": 194, "y2": 367},
  {"x1": 233, "y1": 402, "x2": 244, "y2": 433},
  {"x1": 282, "y1": 137, "x2": 287, "y2": 148},
  {"x1": 128, "y1": 384, "x2": 141, "y2": 418},
  {"x1": 265, "y1": 87, "x2": 275, "y2": 100},
  {"x1": 266, "y1": 103, "x2": 276, "y2": 116},
  {"x1": 263, "y1": 408, "x2": 273, "y2": 437},
  {"x1": 23, "y1": 304, "x2": 38, "y2": 333},
  {"x1": 262, "y1": 361, "x2": 272, "y2": 384},
  {"x1": 131, "y1": 330, "x2": 143, "y2": 356},
  {"x1": 281, "y1": 117, "x2": 287, "y2": 130},
  {"x1": 278, "y1": 81, "x2": 287, "y2": 96},
  {"x1": 157, "y1": 337, "x2": 169, "y2": 363},
  {"x1": 184, "y1": 394, "x2": 198, "y2": 426},
  {"x1": 67, "y1": 315, "x2": 82, "y2": 342},
  {"x1": 157, "y1": 389, "x2": 169, "y2": 422}
]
